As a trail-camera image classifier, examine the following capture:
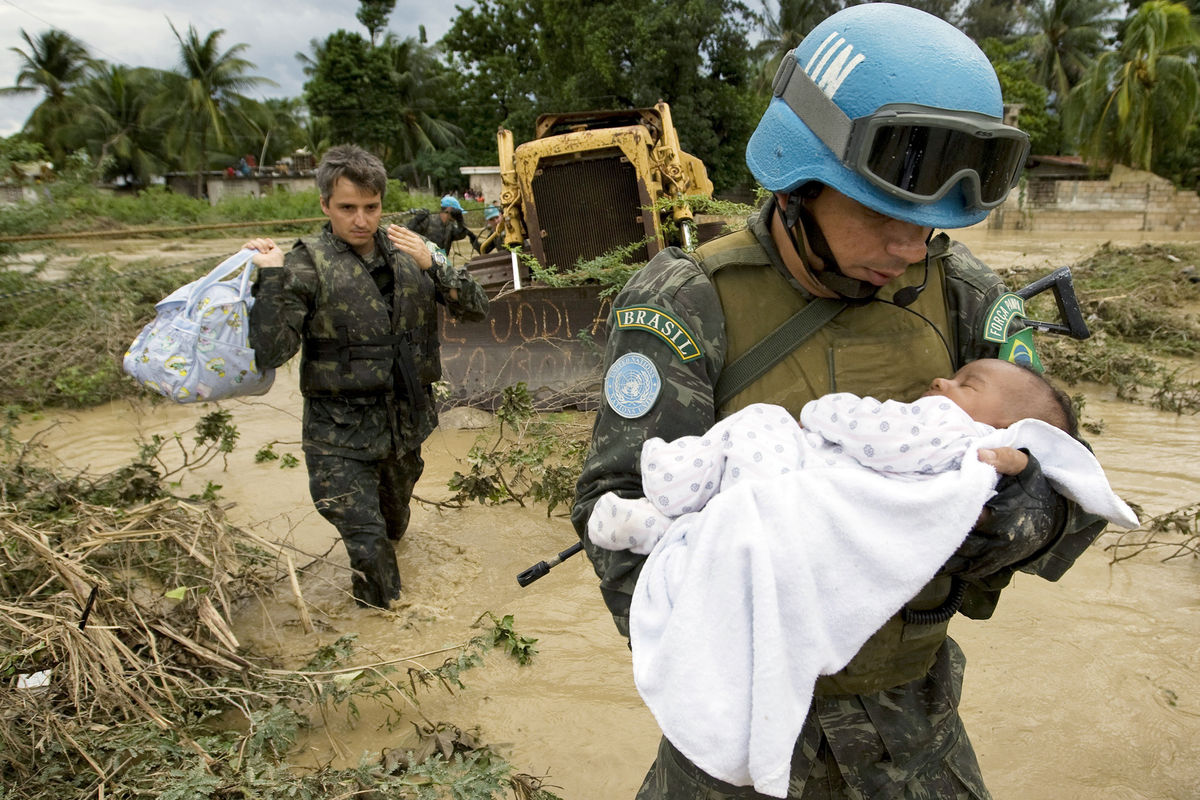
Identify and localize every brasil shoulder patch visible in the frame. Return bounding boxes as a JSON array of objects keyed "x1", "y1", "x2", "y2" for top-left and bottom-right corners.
[{"x1": 613, "y1": 305, "x2": 702, "y2": 362}]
